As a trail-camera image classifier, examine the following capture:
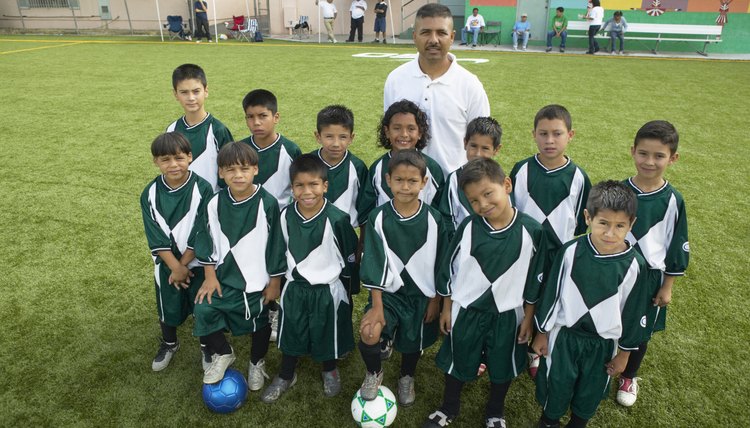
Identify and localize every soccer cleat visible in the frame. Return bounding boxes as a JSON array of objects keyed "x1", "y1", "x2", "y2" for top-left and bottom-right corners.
[
  {"x1": 373, "y1": 39, "x2": 379, "y2": 43},
  {"x1": 203, "y1": 350, "x2": 236, "y2": 384},
  {"x1": 611, "y1": 51, "x2": 616, "y2": 55},
  {"x1": 397, "y1": 375, "x2": 416, "y2": 407},
  {"x1": 545, "y1": 47, "x2": 552, "y2": 52},
  {"x1": 152, "y1": 340, "x2": 179, "y2": 371},
  {"x1": 423, "y1": 410, "x2": 453, "y2": 427},
  {"x1": 616, "y1": 376, "x2": 641, "y2": 407},
  {"x1": 360, "y1": 370, "x2": 384, "y2": 401},
  {"x1": 522, "y1": 47, "x2": 527, "y2": 51},
  {"x1": 260, "y1": 374, "x2": 297, "y2": 403},
  {"x1": 201, "y1": 346, "x2": 213, "y2": 372},
  {"x1": 528, "y1": 352, "x2": 541, "y2": 379},
  {"x1": 486, "y1": 417, "x2": 507, "y2": 428},
  {"x1": 472, "y1": 44, "x2": 477, "y2": 48},
  {"x1": 269, "y1": 309, "x2": 279, "y2": 342},
  {"x1": 619, "y1": 50, "x2": 625, "y2": 55},
  {"x1": 321, "y1": 369, "x2": 342, "y2": 397},
  {"x1": 560, "y1": 48, "x2": 565, "y2": 53},
  {"x1": 380, "y1": 339, "x2": 393, "y2": 360},
  {"x1": 248, "y1": 359, "x2": 270, "y2": 391}
]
